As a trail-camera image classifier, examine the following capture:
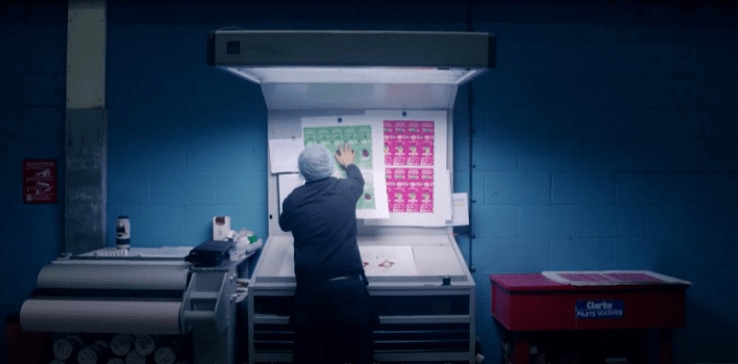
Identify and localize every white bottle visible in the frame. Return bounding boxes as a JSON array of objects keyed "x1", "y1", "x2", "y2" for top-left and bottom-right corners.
[{"x1": 116, "y1": 216, "x2": 131, "y2": 249}]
